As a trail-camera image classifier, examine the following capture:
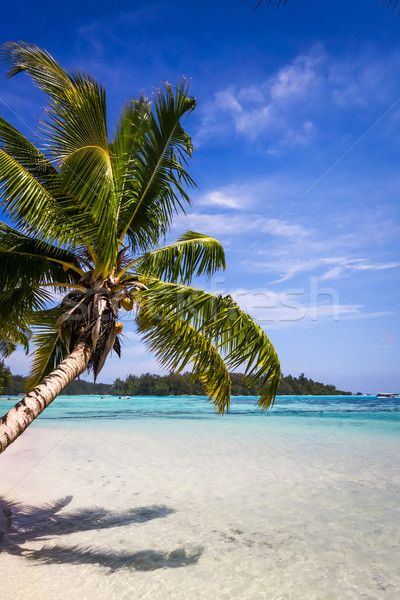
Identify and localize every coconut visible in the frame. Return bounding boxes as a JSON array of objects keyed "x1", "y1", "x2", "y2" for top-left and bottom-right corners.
[{"x1": 120, "y1": 297, "x2": 133, "y2": 311}]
